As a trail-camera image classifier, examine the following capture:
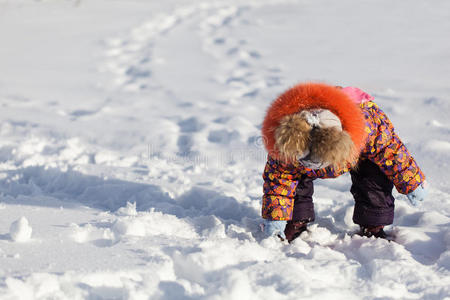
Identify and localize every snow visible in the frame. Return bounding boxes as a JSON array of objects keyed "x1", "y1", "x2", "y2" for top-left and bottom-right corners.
[
  {"x1": 0, "y1": 0, "x2": 449, "y2": 299},
  {"x1": 9, "y1": 217, "x2": 32, "y2": 243}
]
